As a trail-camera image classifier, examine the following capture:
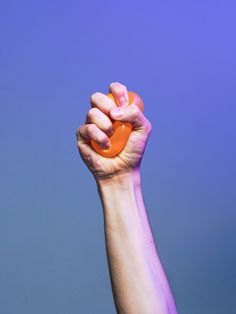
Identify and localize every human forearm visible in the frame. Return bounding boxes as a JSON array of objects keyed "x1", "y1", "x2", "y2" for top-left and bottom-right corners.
[{"x1": 96, "y1": 169, "x2": 178, "y2": 314}]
